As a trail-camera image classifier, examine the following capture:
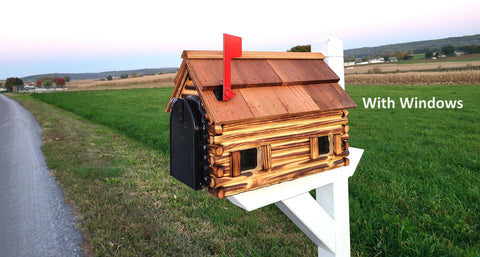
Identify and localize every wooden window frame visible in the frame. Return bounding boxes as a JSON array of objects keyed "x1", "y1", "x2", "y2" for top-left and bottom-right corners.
[
  {"x1": 231, "y1": 145, "x2": 272, "y2": 177},
  {"x1": 310, "y1": 135, "x2": 334, "y2": 159}
]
